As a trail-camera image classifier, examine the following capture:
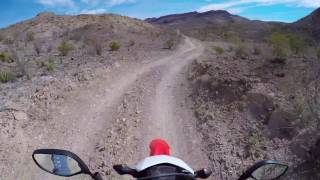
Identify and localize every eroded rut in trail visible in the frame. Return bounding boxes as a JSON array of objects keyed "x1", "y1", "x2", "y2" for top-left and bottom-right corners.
[{"x1": 24, "y1": 37, "x2": 209, "y2": 180}]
